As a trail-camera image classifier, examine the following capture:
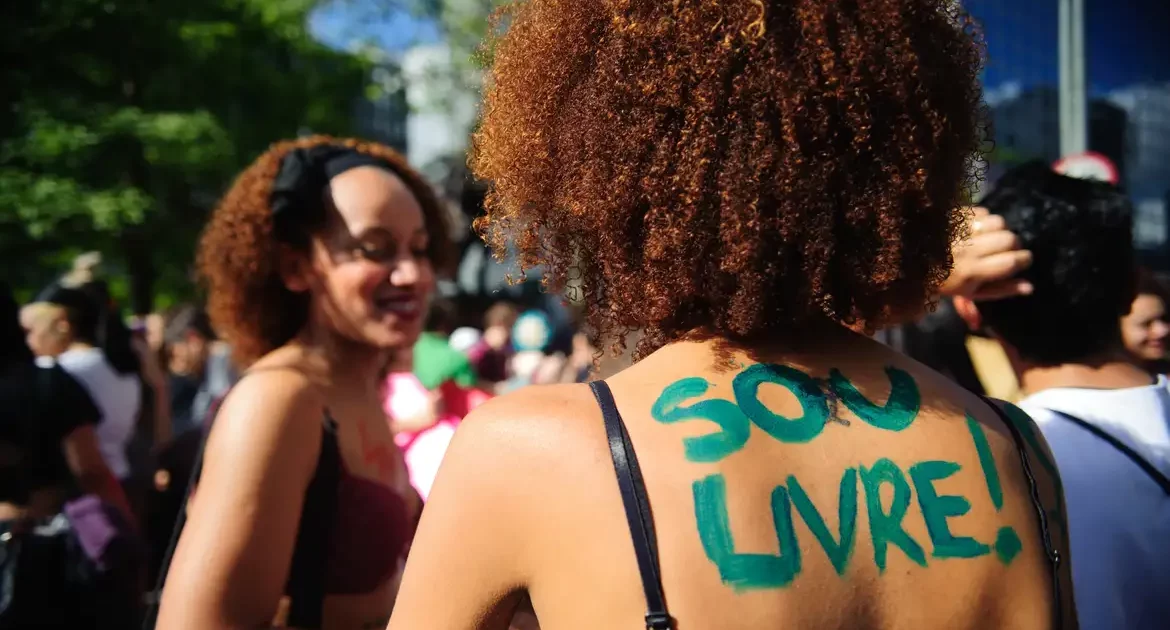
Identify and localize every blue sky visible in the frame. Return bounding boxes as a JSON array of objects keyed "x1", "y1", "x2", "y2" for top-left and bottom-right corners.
[
  {"x1": 966, "y1": 0, "x2": 1170, "y2": 93},
  {"x1": 310, "y1": 2, "x2": 439, "y2": 52},
  {"x1": 311, "y1": 0, "x2": 1170, "y2": 93}
]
